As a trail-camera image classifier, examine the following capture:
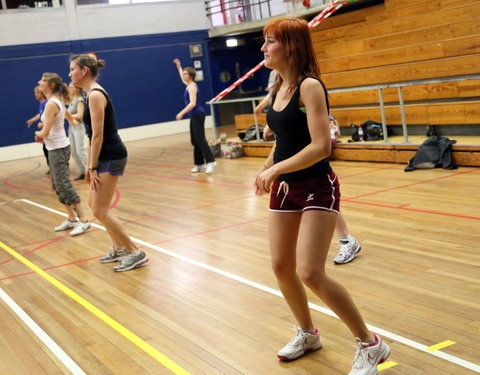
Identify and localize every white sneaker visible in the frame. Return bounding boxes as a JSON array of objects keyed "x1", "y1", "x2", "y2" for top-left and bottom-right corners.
[
  {"x1": 191, "y1": 165, "x2": 205, "y2": 173},
  {"x1": 54, "y1": 219, "x2": 77, "y2": 232},
  {"x1": 333, "y1": 235, "x2": 361, "y2": 264},
  {"x1": 69, "y1": 221, "x2": 90, "y2": 236},
  {"x1": 205, "y1": 161, "x2": 217, "y2": 174},
  {"x1": 349, "y1": 334, "x2": 391, "y2": 375},
  {"x1": 277, "y1": 328, "x2": 322, "y2": 361}
]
